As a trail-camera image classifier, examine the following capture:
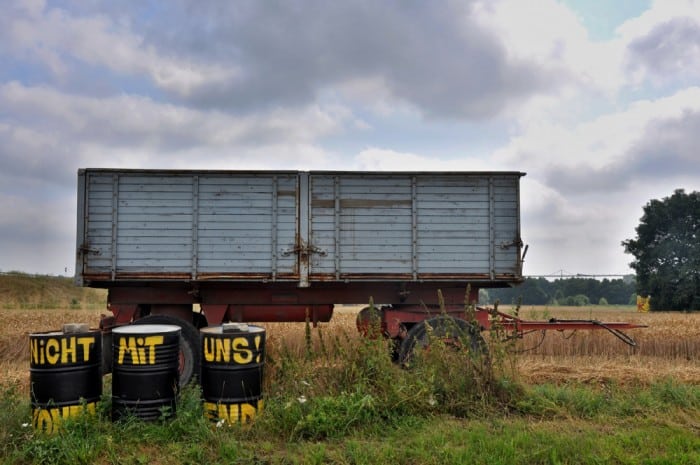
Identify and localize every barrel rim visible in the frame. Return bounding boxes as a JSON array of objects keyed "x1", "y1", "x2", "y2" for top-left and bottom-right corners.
[
  {"x1": 200, "y1": 324, "x2": 265, "y2": 335},
  {"x1": 113, "y1": 324, "x2": 181, "y2": 334},
  {"x1": 30, "y1": 330, "x2": 100, "y2": 337}
]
